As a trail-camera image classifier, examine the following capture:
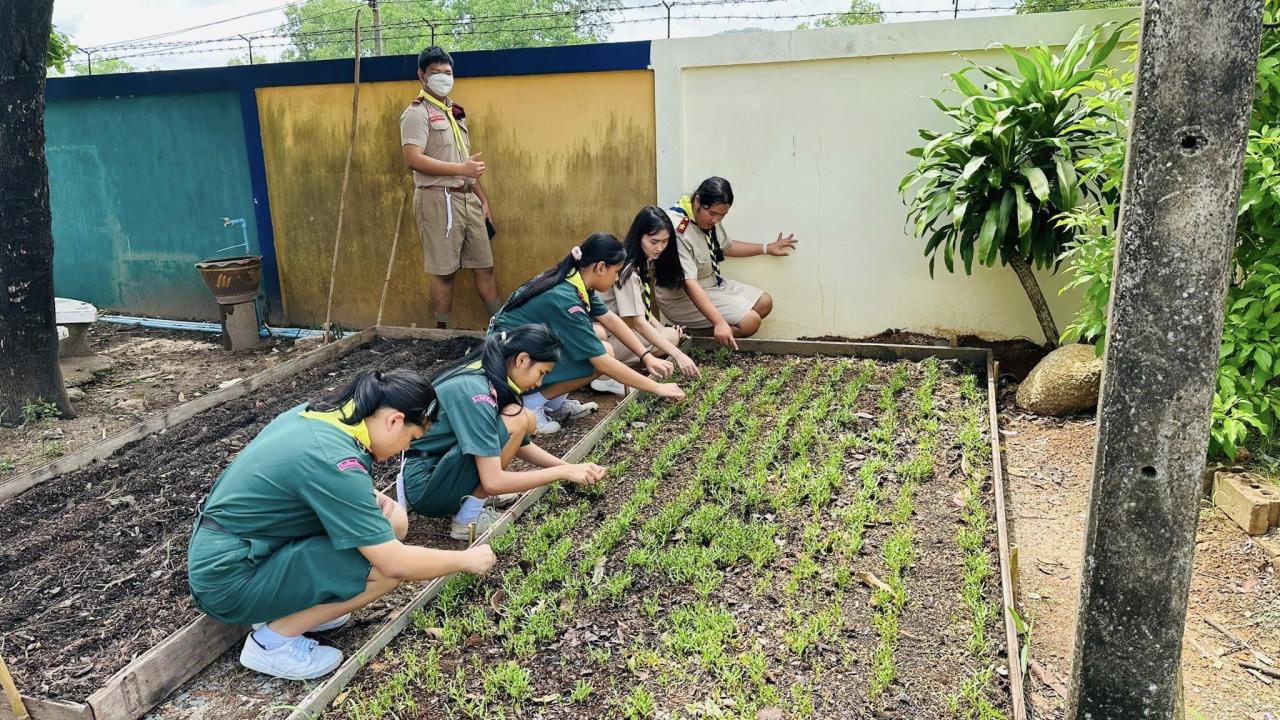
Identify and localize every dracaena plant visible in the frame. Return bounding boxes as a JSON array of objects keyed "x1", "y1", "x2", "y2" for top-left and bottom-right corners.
[{"x1": 900, "y1": 21, "x2": 1129, "y2": 347}]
